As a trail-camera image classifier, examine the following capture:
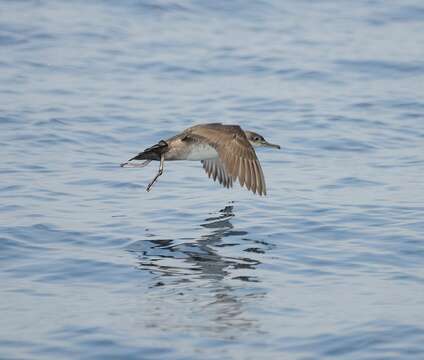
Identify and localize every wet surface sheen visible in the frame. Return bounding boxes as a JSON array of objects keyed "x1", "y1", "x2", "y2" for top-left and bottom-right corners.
[{"x1": 1, "y1": 0, "x2": 424, "y2": 359}]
